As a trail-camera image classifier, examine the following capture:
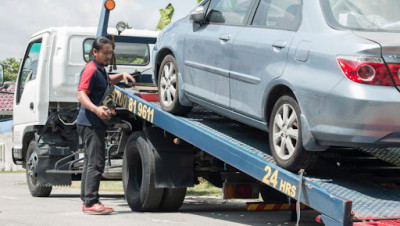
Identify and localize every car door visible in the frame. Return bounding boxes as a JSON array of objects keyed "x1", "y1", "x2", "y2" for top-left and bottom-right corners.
[
  {"x1": 229, "y1": 0, "x2": 301, "y2": 120},
  {"x1": 184, "y1": 0, "x2": 254, "y2": 108},
  {"x1": 13, "y1": 38, "x2": 43, "y2": 126}
]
